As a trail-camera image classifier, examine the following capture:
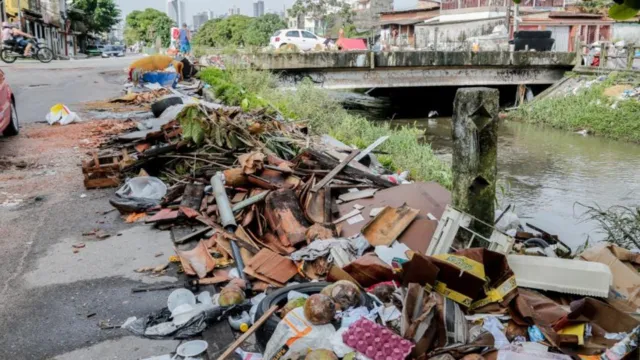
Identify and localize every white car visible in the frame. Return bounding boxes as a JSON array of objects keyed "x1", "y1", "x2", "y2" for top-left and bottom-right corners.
[{"x1": 270, "y1": 29, "x2": 326, "y2": 51}]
